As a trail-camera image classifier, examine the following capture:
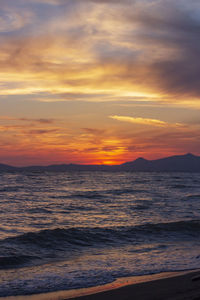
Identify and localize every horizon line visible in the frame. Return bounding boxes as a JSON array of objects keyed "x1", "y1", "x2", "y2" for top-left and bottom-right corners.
[{"x1": 0, "y1": 153, "x2": 198, "y2": 168}]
